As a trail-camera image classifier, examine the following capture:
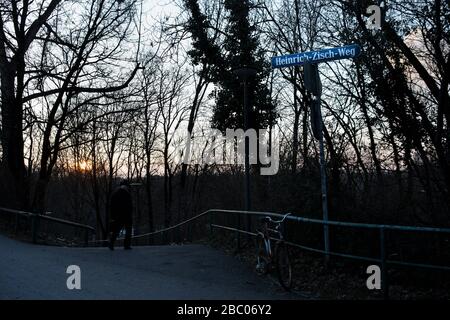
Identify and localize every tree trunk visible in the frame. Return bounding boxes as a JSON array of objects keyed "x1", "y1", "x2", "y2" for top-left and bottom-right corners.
[
  {"x1": 145, "y1": 156, "x2": 154, "y2": 245},
  {"x1": 0, "y1": 65, "x2": 28, "y2": 209}
]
